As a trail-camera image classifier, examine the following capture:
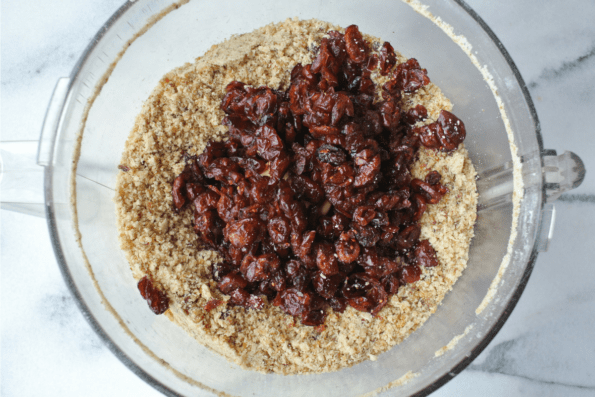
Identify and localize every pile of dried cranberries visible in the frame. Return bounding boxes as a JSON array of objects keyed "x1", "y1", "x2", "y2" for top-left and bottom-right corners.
[{"x1": 163, "y1": 25, "x2": 466, "y2": 325}]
